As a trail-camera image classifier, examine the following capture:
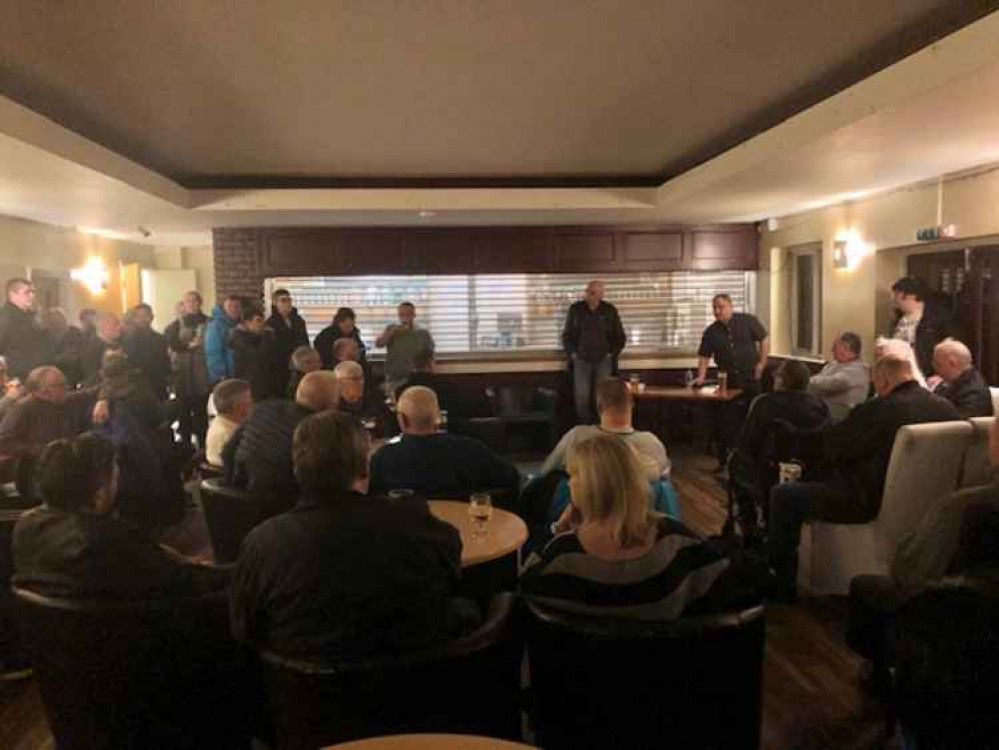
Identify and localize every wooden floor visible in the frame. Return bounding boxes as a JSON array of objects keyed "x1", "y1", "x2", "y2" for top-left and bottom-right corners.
[{"x1": 0, "y1": 446, "x2": 900, "y2": 750}]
